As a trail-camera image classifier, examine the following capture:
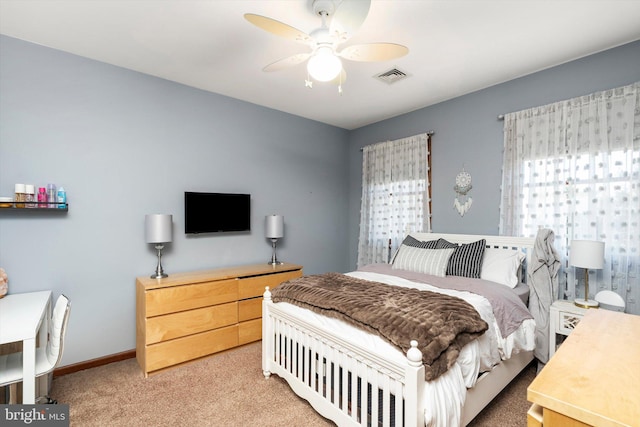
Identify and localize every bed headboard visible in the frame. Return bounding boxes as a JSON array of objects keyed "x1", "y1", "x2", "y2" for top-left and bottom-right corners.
[{"x1": 408, "y1": 232, "x2": 536, "y2": 286}]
